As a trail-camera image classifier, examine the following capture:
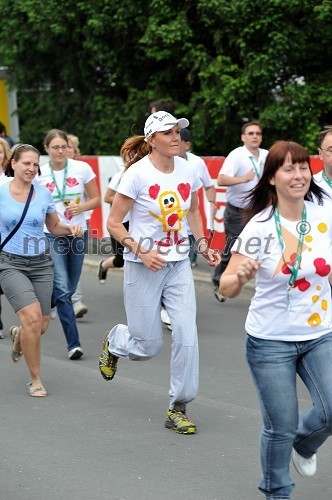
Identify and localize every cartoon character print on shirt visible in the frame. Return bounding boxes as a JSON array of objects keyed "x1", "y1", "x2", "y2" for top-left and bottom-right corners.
[
  {"x1": 148, "y1": 183, "x2": 190, "y2": 246},
  {"x1": 280, "y1": 220, "x2": 331, "y2": 327}
]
